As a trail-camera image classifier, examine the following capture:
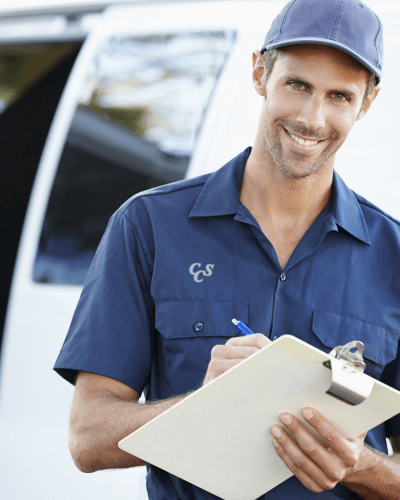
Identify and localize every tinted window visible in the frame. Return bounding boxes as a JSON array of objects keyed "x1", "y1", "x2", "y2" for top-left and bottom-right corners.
[
  {"x1": 33, "y1": 31, "x2": 236, "y2": 285},
  {"x1": 0, "y1": 42, "x2": 81, "y2": 354},
  {"x1": 0, "y1": 43, "x2": 77, "y2": 113}
]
